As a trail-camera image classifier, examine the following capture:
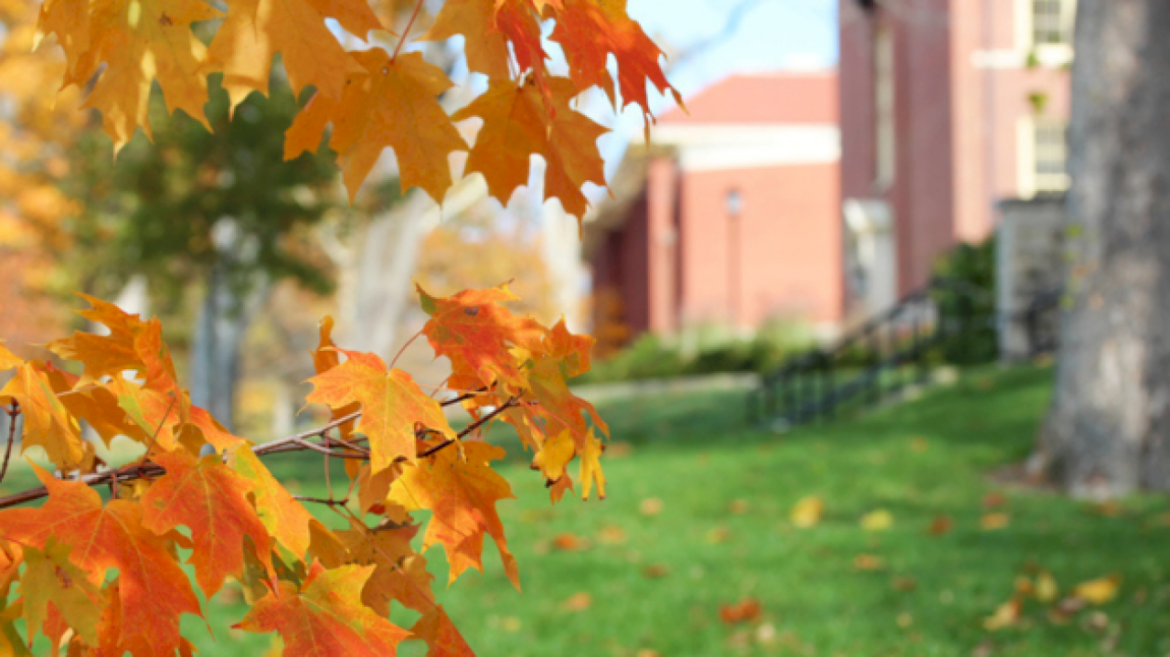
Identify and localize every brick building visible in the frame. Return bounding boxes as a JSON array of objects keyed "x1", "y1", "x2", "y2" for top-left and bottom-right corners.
[
  {"x1": 839, "y1": 0, "x2": 1073, "y2": 312},
  {"x1": 585, "y1": 72, "x2": 844, "y2": 340}
]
